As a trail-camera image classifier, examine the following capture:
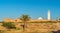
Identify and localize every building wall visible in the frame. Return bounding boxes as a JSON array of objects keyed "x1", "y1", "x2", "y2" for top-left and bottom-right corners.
[
  {"x1": 4, "y1": 18, "x2": 22, "y2": 22},
  {"x1": 4, "y1": 18, "x2": 12, "y2": 22}
]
